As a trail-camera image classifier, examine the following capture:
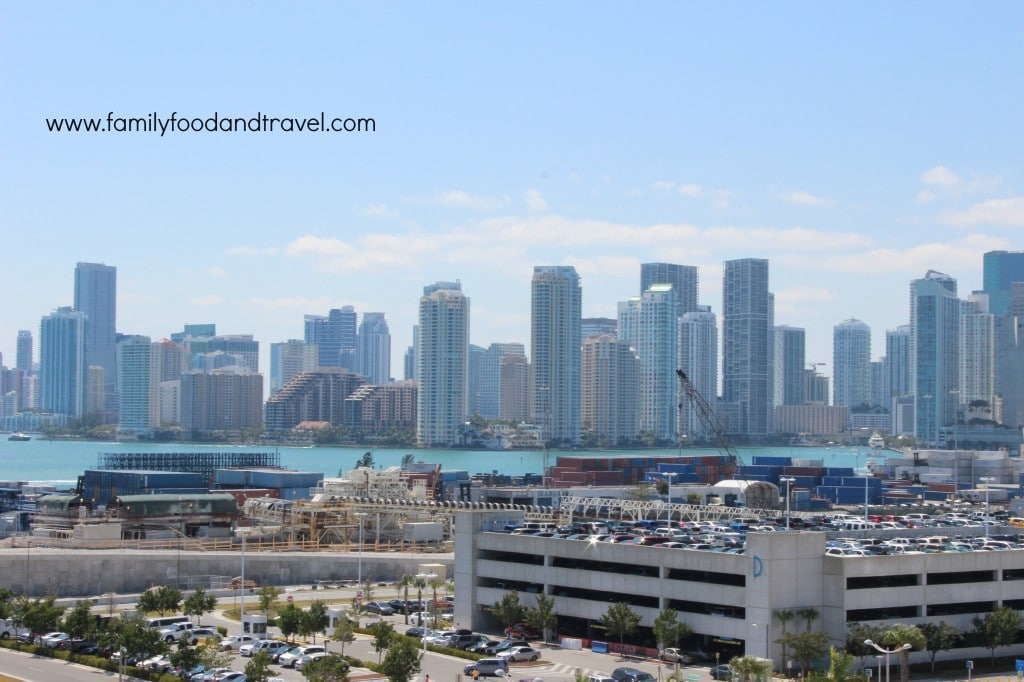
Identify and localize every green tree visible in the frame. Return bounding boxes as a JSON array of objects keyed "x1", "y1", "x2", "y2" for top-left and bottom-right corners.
[
  {"x1": 257, "y1": 586, "x2": 282, "y2": 617},
  {"x1": 845, "y1": 623, "x2": 885, "y2": 668},
  {"x1": 428, "y1": 576, "x2": 445, "y2": 629},
  {"x1": 686, "y1": 492, "x2": 703, "y2": 505},
  {"x1": 137, "y1": 585, "x2": 182, "y2": 616},
  {"x1": 778, "y1": 631, "x2": 830, "y2": 677},
  {"x1": 302, "y1": 600, "x2": 329, "y2": 644},
  {"x1": 183, "y1": 588, "x2": 217, "y2": 626},
  {"x1": 244, "y1": 650, "x2": 273, "y2": 682},
  {"x1": 97, "y1": 613, "x2": 166, "y2": 666},
  {"x1": 601, "y1": 602, "x2": 641, "y2": 646},
  {"x1": 826, "y1": 646, "x2": 861, "y2": 682},
  {"x1": 278, "y1": 602, "x2": 303, "y2": 642},
  {"x1": 775, "y1": 609, "x2": 796, "y2": 663},
  {"x1": 654, "y1": 478, "x2": 669, "y2": 496},
  {"x1": 63, "y1": 599, "x2": 95, "y2": 638},
  {"x1": 488, "y1": 590, "x2": 527, "y2": 631},
  {"x1": 878, "y1": 624, "x2": 926, "y2": 682},
  {"x1": 398, "y1": 574, "x2": 414, "y2": 625},
  {"x1": 303, "y1": 653, "x2": 351, "y2": 682},
  {"x1": 971, "y1": 606, "x2": 1021, "y2": 666},
  {"x1": 331, "y1": 615, "x2": 357, "y2": 657},
  {"x1": 356, "y1": 452, "x2": 375, "y2": 469},
  {"x1": 732, "y1": 654, "x2": 773, "y2": 682},
  {"x1": 796, "y1": 606, "x2": 820, "y2": 632},
  {"x1": 19, "y1": 595, "x2": 65, "y2": 638},
  {"x1": 918, "y1": 621, "x2": 959, "y2": 673},
  {"x1": 526, "y1": 593, "x2": 559, "y2": 644},
  {"x1": 169, "y1": 639, "x2": 203, "y2": 675},
  {"x1": 198, "y1": 644, "x2": 234, "y2": 671},
  {"x1": 368, "y1": 620, "x2": 395, "y2": 663},
  {"x1": 0, "y1": 588, "x2": 15, "y2": 622},
  {"x1": 379, "y1": 635, "x2": 421, "y2": 682},
  {"x1": 401, "y1": 453, "x2": 416, "y2": 467},
  {"x1": 653, "y1": 608, "x2": 691, "y2": 652}
]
